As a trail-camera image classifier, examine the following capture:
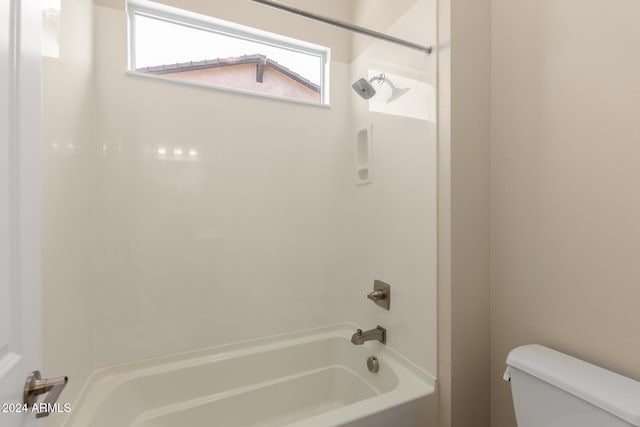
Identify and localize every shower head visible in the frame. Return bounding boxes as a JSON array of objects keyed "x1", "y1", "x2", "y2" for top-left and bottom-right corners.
[
  {"x1": 351, "y1": 73, "x2": 410, "y2": 103},
  {"x1": 352, "y1": 78, "x2": 377, "y2": 100}
]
